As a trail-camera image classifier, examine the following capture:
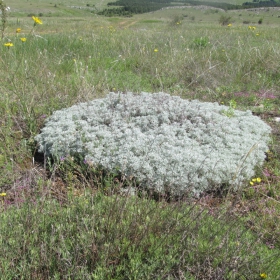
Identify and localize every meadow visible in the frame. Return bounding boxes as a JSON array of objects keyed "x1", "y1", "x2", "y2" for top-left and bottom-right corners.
[{"x1": 0, "y1": 0, "x2": 280, "y2": 279}]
